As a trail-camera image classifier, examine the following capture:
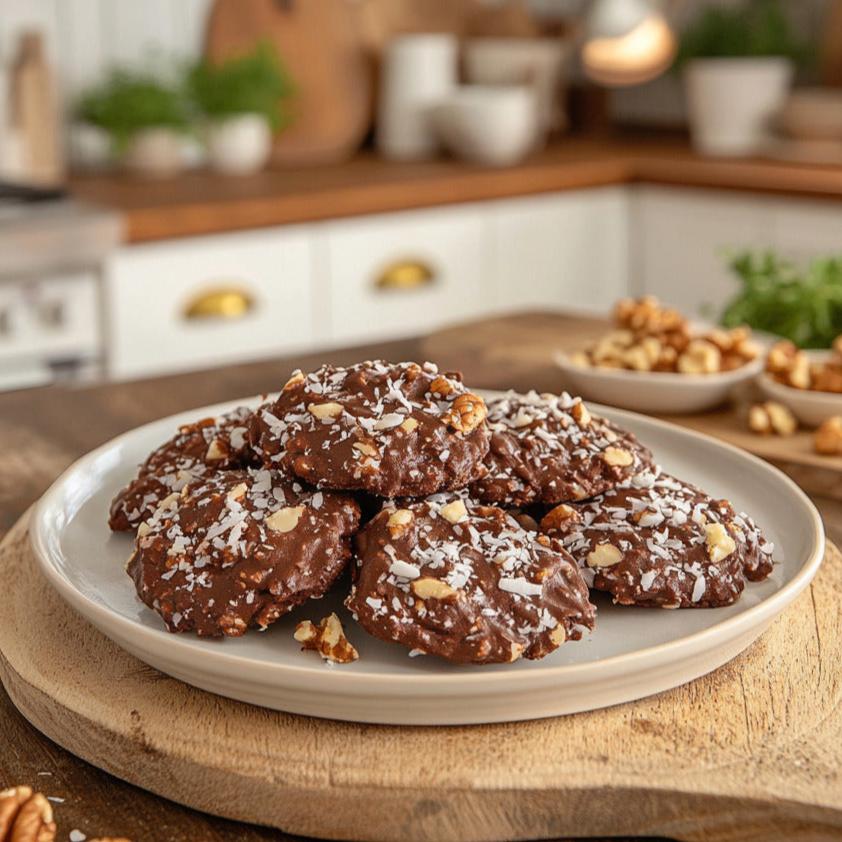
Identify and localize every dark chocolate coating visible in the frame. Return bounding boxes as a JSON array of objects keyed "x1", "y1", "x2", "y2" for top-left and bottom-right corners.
[
  {"x1": 127, "y1": 468, "x2": 360, "y2": 637},
  {"x1": 543, "y1": 469, "x2": 775, "y2": 609},
  {"x1": 471, "y1": 391, "x2": 653, "y2": 507},
  {"x1": 346, "y1": 493, "x2": 595, "y2": 664},
  {"x1": 252, "y1": 361, "x2": 490, "y2": 497},
  {"x1": 109, "y1": 406, "x2": 257, "y2": 532}
]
